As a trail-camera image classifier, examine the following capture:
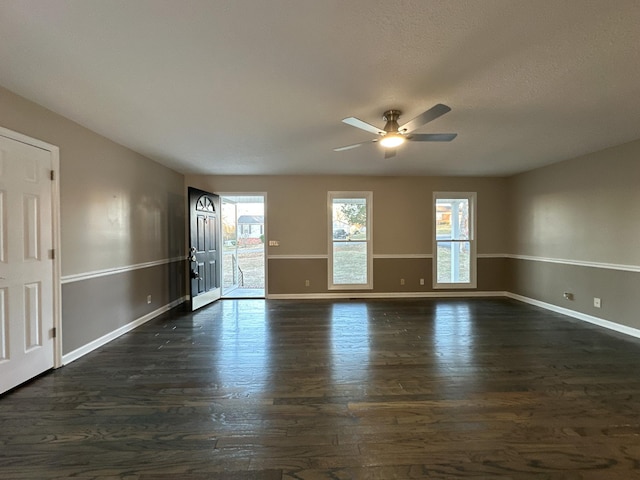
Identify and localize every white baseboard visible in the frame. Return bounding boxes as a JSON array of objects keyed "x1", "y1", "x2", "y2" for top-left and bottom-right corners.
[
  {"x1": 62, "y1": 296, "x2": 187, "y2": 365},
  {"x1": 267, "y1": 291, "x2": 507, "y2": 300},
  {"x1": 505, "y1": 292, "x2": 640, "y2": 340}
]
